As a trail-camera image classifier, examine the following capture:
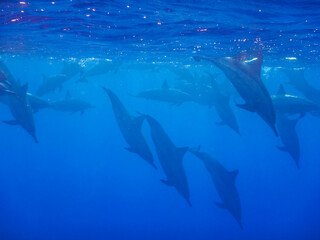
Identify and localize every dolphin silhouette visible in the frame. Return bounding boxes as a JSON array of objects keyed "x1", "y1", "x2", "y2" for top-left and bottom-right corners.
[
  {"x1": 272, "y1": 84, "x2": 319, "y2": 118},
  {"x1": 136, "y1": 80, "x2": 194, "y2": 106},
  {"x1": 51, "y1": 91, "x2": 94, "y2": 115},
  {"x1": 276, "y1": 113, "x2": 300, "y2": 168},
  {"x1": 206, "y1": 72, "x2": 241, "y2": 135},
  {"x1": 102, "y1": 87, "x2": 156, "y2": 169},
  {"x1": 144, "y1": 114, "x2": 191, "y2": 206},
  {"x1": 195, "y1": 52, "x2": 278, "y2": 136},
  {"x1": 189, "y1": 147, "x2": 242, "y2": 229},
  {"x1": 3, "y1": 83, "x2": 38, "y2": 143}
]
